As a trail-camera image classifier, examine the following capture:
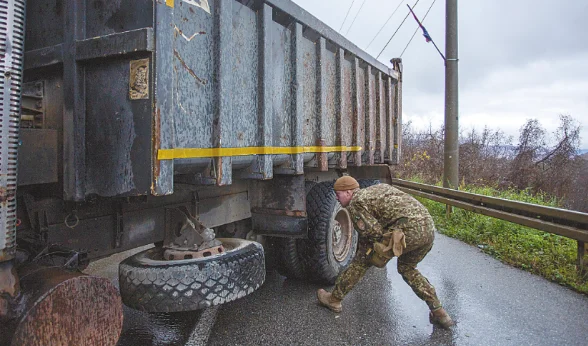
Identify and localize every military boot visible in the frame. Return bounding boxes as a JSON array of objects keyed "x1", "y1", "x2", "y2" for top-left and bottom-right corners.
[
  {"x1": 317, "y1": 289, "x2": 342, "y2": 313},
  {"x1": 429, "y1": 307, "x2": 455, "y2": 329}
]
